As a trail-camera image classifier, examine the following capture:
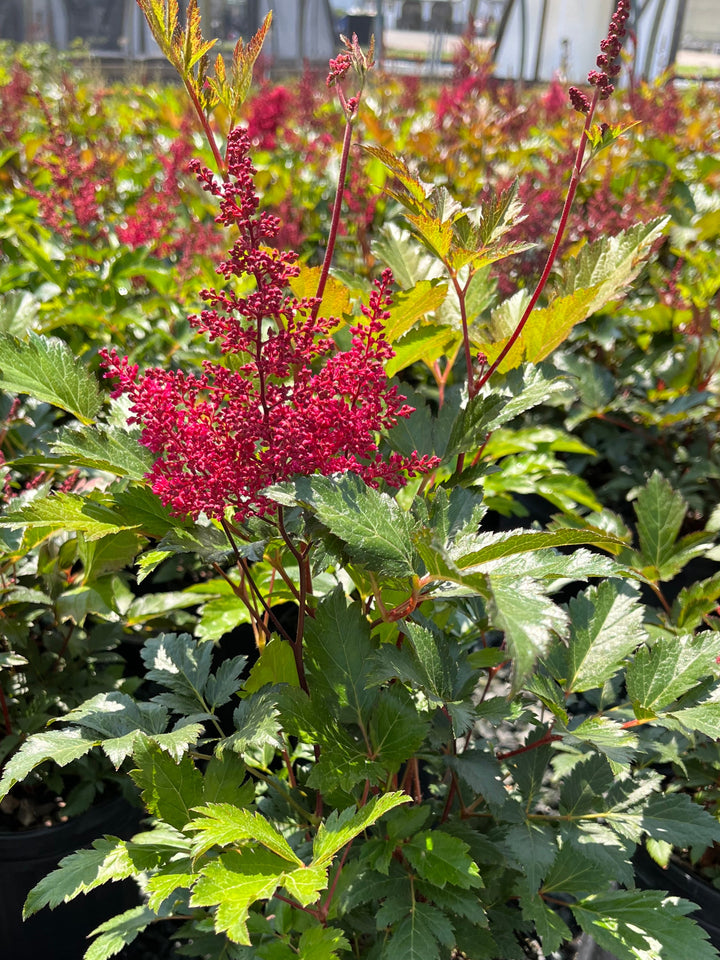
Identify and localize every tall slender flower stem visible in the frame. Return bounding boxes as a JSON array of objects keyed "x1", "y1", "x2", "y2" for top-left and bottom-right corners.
[
  {"x1": 313, "y1": 112, "x2": 355, "y2": 318},
  {"x1": 314, "y1": 36, "x2": 374, "y2": 313},
  {"x1": 474, "y1": 88, "x2": 601, "y2": 392},
  {"x1": 452, "y1": 272, "x2": 476, "y2": 392}
]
